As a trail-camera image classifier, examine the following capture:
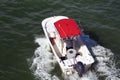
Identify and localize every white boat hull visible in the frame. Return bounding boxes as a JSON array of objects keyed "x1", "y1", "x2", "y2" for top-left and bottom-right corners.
[{"x1": 41, "y1": 16, "x2": 95, "y2": 76}]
